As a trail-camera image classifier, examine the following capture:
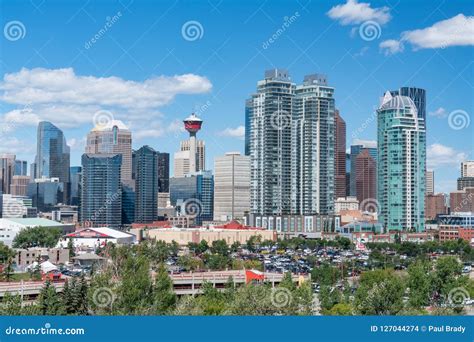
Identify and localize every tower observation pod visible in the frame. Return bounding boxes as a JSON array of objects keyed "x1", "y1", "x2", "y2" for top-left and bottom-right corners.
[{"x1": 183, "y1": 113, "x2": 203, "y2": 174}]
